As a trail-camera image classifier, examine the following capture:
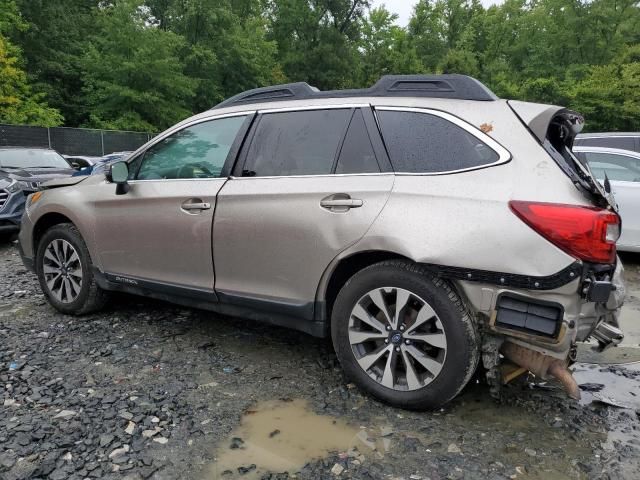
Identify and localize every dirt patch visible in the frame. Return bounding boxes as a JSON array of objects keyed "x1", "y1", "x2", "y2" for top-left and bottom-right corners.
[{"x1": 1, "y1": 241, "x2": 640, "y2": 479}]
